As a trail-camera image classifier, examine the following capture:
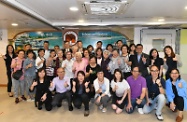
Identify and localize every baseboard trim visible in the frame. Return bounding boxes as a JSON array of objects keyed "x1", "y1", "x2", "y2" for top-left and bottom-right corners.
[{"x1": 0, "y1": 84, "x2": 7, "y2": 87}]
